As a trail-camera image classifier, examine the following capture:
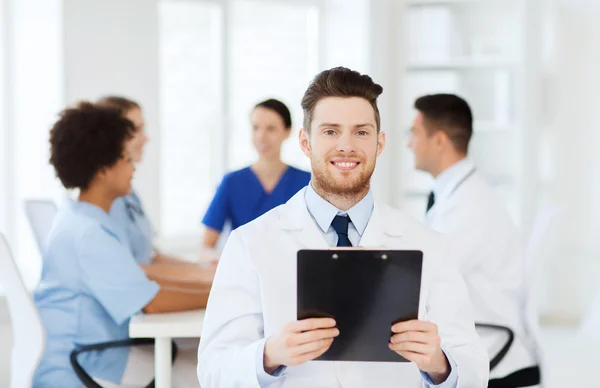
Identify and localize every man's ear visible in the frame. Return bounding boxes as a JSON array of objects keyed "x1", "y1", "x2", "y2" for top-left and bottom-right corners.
[
  {"x1": 376, "y1": 131, "x2": 386, "y2": 157},
  {"x1": 434, "y1": 130, "x2": 449, "y2": 149},
  {"x1": 299, "y1": 128, "x2": 312, "y2": 157}
]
